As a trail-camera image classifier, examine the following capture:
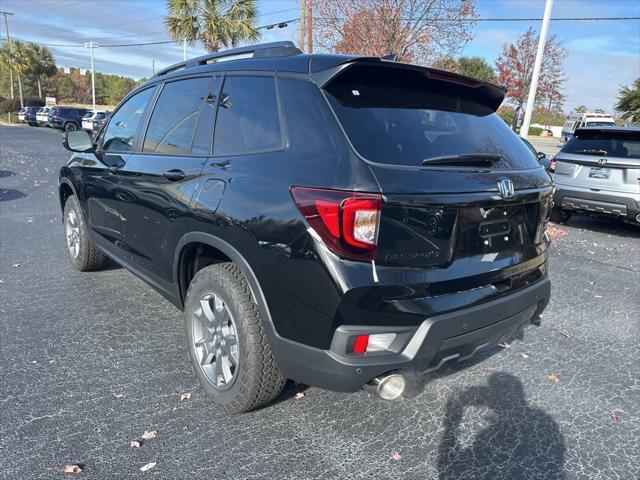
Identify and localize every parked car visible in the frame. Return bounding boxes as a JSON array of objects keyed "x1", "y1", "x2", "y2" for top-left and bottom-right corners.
[
  {"x1": 82, "y1": 111, "x2": 109, "y2": 132},
  {"x1": 36, "y1": 106, "x2": 53, "y2": 126},
  {"x1": 551, "y1": 126, "x2": 640, "y2": 224},
  {"x1": 92, "y1": 111, "x2": 110, "y2": 132},
  {"x1": 520, "y1": 137, "x2": 551, "y2": 171},
  {"x1": 48, "y1": 107, "x2": 90, "y2": 131},
  {"x1": 561, "y1": 112, "x2": 615, "y2": 143},
  {"x1": 59, "y1": 41, "x2": 553, "y2": 413},
  {"x1": 24, "y1": 107, "x2": 42, "y2": 126},
  {"x1": 18, "y1": 108, "x2": 26, "y2": 123}
]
